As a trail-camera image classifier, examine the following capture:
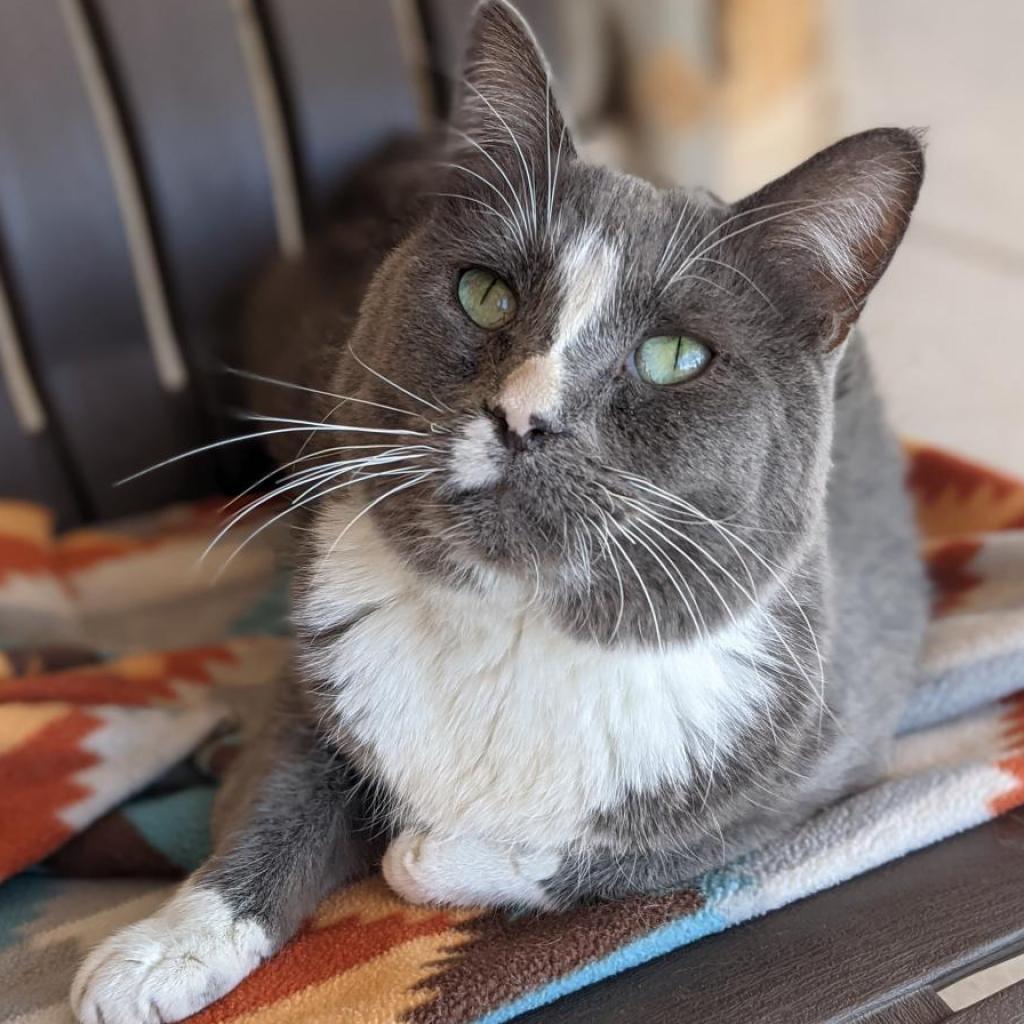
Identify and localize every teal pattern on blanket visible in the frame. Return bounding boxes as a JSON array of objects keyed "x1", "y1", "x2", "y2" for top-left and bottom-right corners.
[{"x1": 122, "y1": 787, "x2": 217, "y2": 873}]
